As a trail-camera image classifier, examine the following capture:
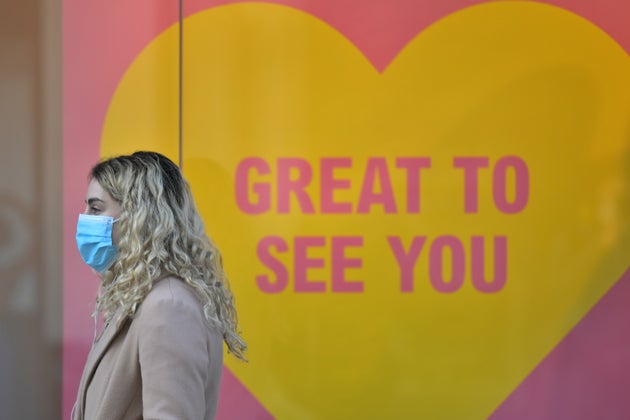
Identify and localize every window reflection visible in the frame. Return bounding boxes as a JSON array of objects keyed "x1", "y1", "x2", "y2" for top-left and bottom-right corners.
[{"x1": 0, "y1": 0, "x2": 62, "y2": 418}]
